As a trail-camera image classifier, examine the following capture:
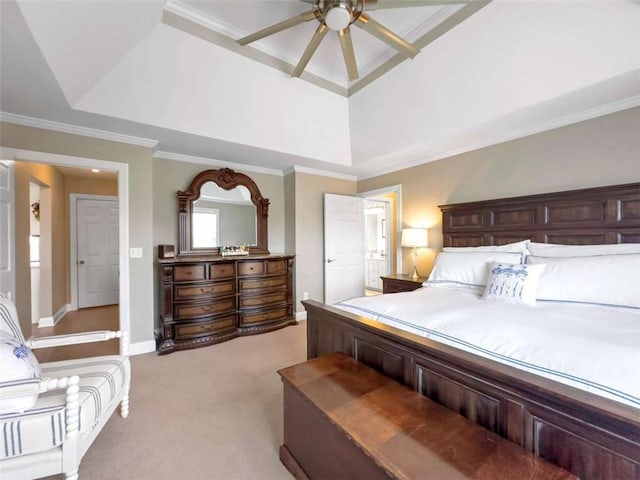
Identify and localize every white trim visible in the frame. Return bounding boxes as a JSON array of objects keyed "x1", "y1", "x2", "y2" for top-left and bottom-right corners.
[
  {"x1": 285, "y1": 165, "x2": 357, "y2": 182},
  {"x1": 295, "y1": 311, "x2": 307, "y2": 321},
  {"x1": 0, "y1": 147, "x2": 131, "y2": 337},
  {"x1": 38, "y1": 316, "x2": 54, "y2": 328},
  {"x1": 153, "y1": 150, "x2": 284, "y2": 176},
  {"x1": 357, "y1": 96, "x2": 640, "y2": 180},
  {"x1": 69, "y1": 194, "x2": 118, "y2": 310},
  {"x1": 38, "y1": 303, "x2": 70, "y2": 328},
  {"x1": 0, "y1": 112, "x2": 158, "y2": 149},
  {"x1": 129, "y1": 340, "x2": 156, "y2": 356}
]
